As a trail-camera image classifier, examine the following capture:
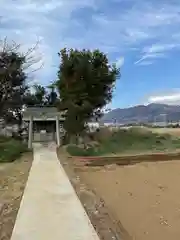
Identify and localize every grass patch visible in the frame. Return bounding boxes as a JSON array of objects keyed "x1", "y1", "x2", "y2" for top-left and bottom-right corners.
[
  {"x1": 0, "y1": 135, "x2": 11, "y2": 143},
  {"x1": 0, "y1": 137, "x2": 29, "y2": 163},
  {"x1": 67, "y1": 128, "x2": 180, "y2": 156},
  {"x1": 67, "y1": 144, "x2": 97, "y2": 156}
]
